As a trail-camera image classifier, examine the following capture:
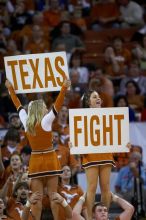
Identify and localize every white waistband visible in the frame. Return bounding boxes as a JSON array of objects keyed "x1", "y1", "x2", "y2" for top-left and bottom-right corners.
[{"x1": 31, "y1": 149, "x2": 54, "y2": 154}]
